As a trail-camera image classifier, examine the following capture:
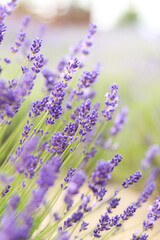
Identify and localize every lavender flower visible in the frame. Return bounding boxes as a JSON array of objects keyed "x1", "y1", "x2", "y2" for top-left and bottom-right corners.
[
  {"x1": 4, "y1": 57, "x2": 11, "y2": 64},
  {"x1": 31, "y1": 38, "x2": 42, "y2": 54},
  {"x1": 88, "y1": 160, "x2": 113, "y2": 196},
  {"x1": 64, "y1": 170, "x2": 86, "y2": 210},
  {"x1": 122, "y1": 170, "x2": 142, "y2": 188},
  {"x1": 42, "y1": 68, "x2": 58, "y2": 92},
  {"x1": 79, "y1": 221, "x2": 89, "y2": 231},
  {"x1": 145, "y1": 166, "x2": 159, "y2": 186},
  {"x1": 80, "y1": 147, "x2": 97, "y2": 168},
  {"x1": 121, "y1": 204, "x2": 137, "y2": 220},
  {"x1": 63, "y1": 211, "x2": 83, "y2": 229},
  {"x1": 57, "y1": 231, "x2": 69, "y2": 240},
  {"x1": 1, "y1": 184, "x2": 11, "y2": 197},
  {"x1": 62, "y1": 57, "x2": 79, "y2": 81},
  {"x1": 88, "y1": 23, "x2": 97, "y2": 38},
  {"x1": 57, "y1": 58, "x2": 67, "y2": 72},
  {"x1": 67, "y1": 170, "x2": 86, "y2": 196},
  {"x1": 70, "y1": 98, "x2": 99, "y2": 141},
  {"x1": 0, "y1": 22, "x2": 7, "y2": 45},
  {"x1": 10, "y1": 20, "x2": 27, "y2": 54},
  {"x1": 77, "y1": 69, "x2": 99, "y2": 92},
  {"x1": 135, "y1": 182, "x2": 155, "y2": 207},
  {"x1": 0, "y1": 1, "x2": 17, "y2": 44},
  {"x1": 107, "y1": 197, "x2": 121, "y2": 213},
  {"x1": 110, "y1": 107, "x2": 128, "y2": 135},
  {"x1": 16, "y1": 136, "x2": 39, "y2": 178},
  {"x1": 1, "y1": 6, "x2": 160, "y2": 240},
  {"x1": 94, "y1": 212, "x2": 120, "y2": 237},
  {"x1": 102, "y1": 83, "x2": 119, "y2": 120},
  {"x1": 89, "y1": 154, "x2": 122, "y2": 197},
  {"x1": 49, "y1": 132, "x2": 68, "y2": 154},
  {"x1": 132, "y1": 232, "x2": 148, "y2": 240},
  {"x1": 64, "y1": 166, "x2": 76, "y2": 183},
  {"x1": 31, "y1": 54, "x2": 45, "y2": 74},
  {"x1": 0, "y1": 210, "x2": 32, "y2": 240},
  {"x1": 141, "y1": 144, "x2": 159, "y2": 169},
  {"x1": 143, "y1": 195, "x2": 160, "y2": 230},
  {"x1": 28, "y1": 155, "x2": 61, "y2": 213}
]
